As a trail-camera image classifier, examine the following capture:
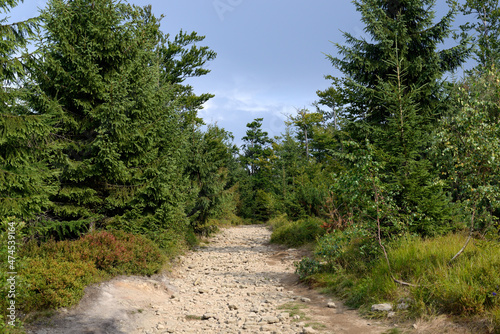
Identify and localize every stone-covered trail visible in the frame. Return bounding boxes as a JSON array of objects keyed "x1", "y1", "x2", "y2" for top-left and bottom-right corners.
[{"x1": 27, "y1": 225, "x2": 391, "y2": 334}]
